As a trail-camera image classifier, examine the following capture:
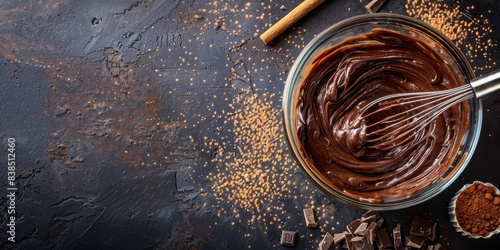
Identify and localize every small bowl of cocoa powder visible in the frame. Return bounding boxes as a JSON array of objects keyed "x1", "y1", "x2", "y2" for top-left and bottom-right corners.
[{"x1": 448, "y1": 181, "x2": 500, "y2": 239}]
